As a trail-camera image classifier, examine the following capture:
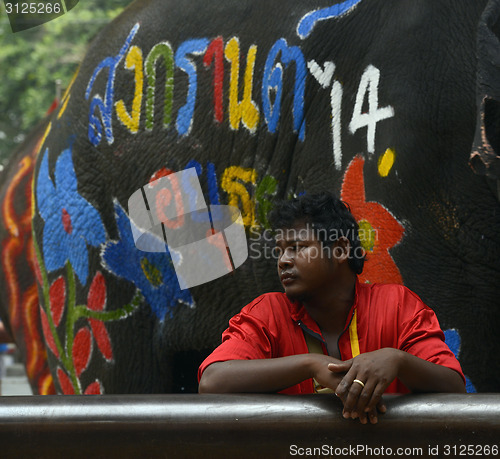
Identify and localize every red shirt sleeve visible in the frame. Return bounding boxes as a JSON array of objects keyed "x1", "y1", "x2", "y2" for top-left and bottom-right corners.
[
  {"x1": 396, "y1": 287, "x2": 465, "y2": 384},
  {"x1": 197, "y1": 296, "x2": 275, "y2": 382}
]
